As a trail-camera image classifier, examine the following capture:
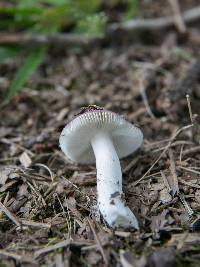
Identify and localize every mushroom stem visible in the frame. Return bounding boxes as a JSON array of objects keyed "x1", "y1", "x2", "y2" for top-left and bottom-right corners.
[{"x1": 91, "y1": 131, "x2": 139, "y2": 229}]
